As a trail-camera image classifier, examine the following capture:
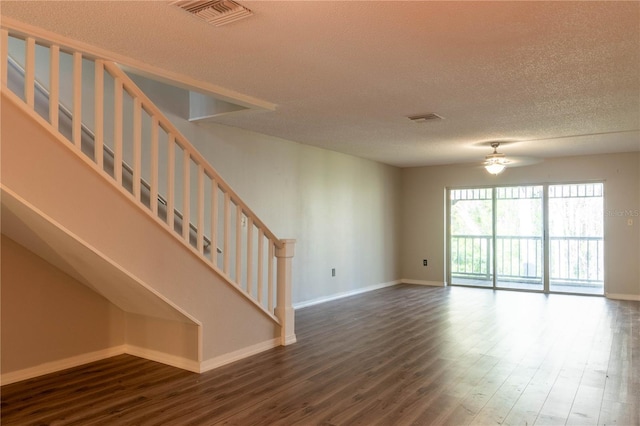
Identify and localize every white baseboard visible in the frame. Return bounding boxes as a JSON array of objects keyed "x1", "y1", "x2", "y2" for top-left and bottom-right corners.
[
  {"x1": 606, "y1": 293, "x2": 640, "y2": 301},
  {"x1": 0, "y1": 345, "x2": 126, "y2": 386},
  {"x1": 293, "y1": 280, "x2": 401, "y2": 309},
  {"x1": 1, "y1": 339, "x2": 276, "y2": 384},
  {"x1": 401, "y1": 279, "x2": 445, "y2": 287},
  {"x1": 200, "y1": 338, "x2": 281, "y2": 373},
  {"x1": 282, "y1": 334, "x2": 297, "y2": 346},
  {"x1": 124, "y1": 345, "x2": 200, "y2": 373}
]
